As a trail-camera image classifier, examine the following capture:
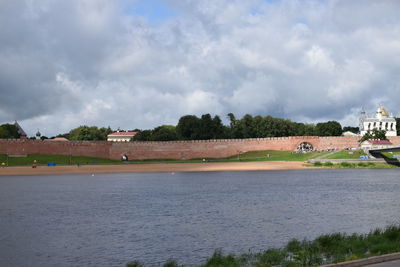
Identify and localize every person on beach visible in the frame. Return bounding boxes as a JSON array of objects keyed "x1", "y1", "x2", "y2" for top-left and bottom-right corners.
[
  {"x1": 1, "y1": 162, "x2": 5, "y2": 168},
  {"x1": 32, "y1": 160, "x2": 37, "y2": 169}
]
